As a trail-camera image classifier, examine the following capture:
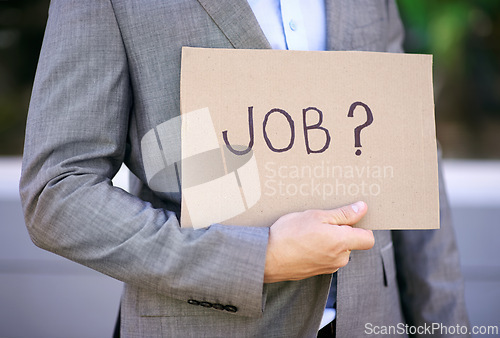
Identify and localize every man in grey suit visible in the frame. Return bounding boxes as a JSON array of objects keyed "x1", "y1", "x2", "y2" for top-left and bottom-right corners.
[{"x1": 20, "y1": 0, "x2": 469, "y2": 337}]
